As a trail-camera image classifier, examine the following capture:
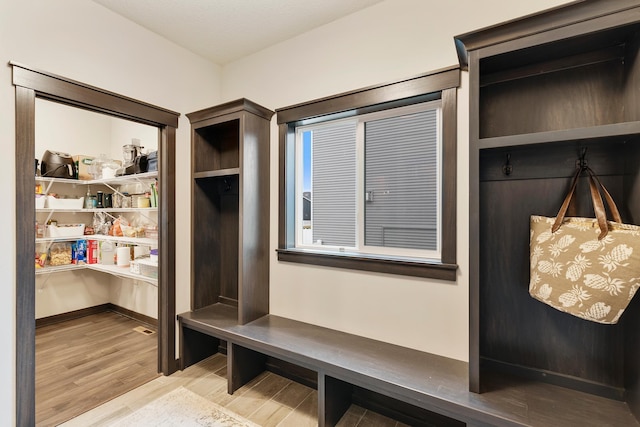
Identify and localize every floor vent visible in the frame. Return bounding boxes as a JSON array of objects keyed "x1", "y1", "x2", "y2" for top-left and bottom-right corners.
[{"x1": 133, "y1": 326, "x2": 156, "y2": 335}]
